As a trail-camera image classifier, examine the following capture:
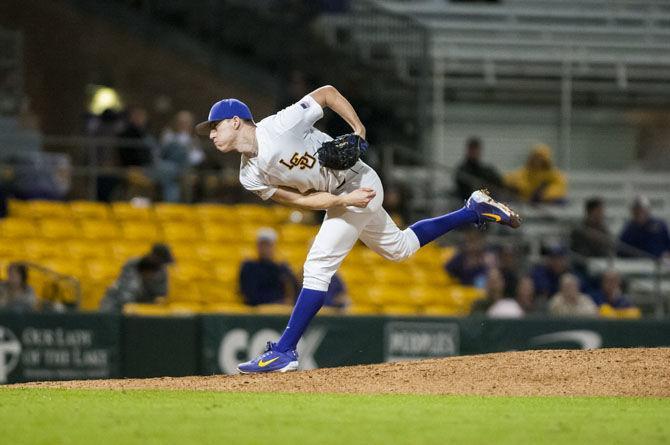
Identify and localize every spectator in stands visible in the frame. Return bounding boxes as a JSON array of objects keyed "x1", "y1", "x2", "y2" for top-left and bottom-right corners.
[
  {"x1": 240, "y1": 228, "x2": 299, "y2": 306},
  {"x1": 590, "y1": 269, "x2": 634, "y2": 309},
  {"x1": 118, "y1": 106, "x2": 159, "y2": 199},
  {"x1": 504, "y1": 143, "x2": 567, "y2": 204},
  {"x1": 570, "y1": 197, "x2": 614, "y2": 258},
  {"x1": 486, "y1": 271, "x2": 524, "y2": 319},
  {"x1": 454, "y1": 137, "x2": 504, "y2": 201},
  {"x1": 0, "y1": 263, "x2": 37, "y2": 312},
  {"x1": 515, "y1": 275, "x2": 545, "y2": 315},
  {"x1": 548, "y1": 273, "x2": 598, "y2": 317},
  {"x1": 530, "y1": 245, "x2": 571, "y2": 299},
  {"x1": 118, "y1": 106, "x2": 156, "y2": 167},
  {"x1": 156, "y1": 110, "x2": 204, "y2": 202},
  {"x1": 497, "y1": 244, "x2": 520, "y2": 298},
  {"x1": 445, "y1": 229, "x2": 487, "y2": 286},
  {"x1": 619, "y1": 195, "x2": 670, "y2": 259},
  {"x1": 470, "y1": 268, "x2": 506, "y2": 315},
  {"x1": 99, "y1": 255, "x2": 167, "y2": 312},
  {"x1": 89, "y1": 108, "x2": 124, "y2": 202}
]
